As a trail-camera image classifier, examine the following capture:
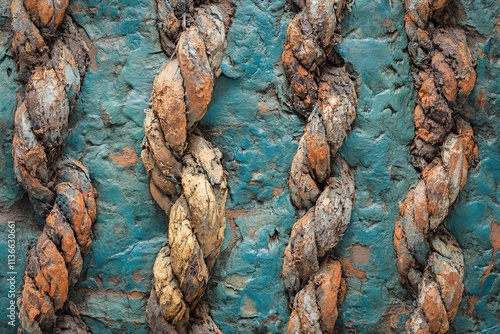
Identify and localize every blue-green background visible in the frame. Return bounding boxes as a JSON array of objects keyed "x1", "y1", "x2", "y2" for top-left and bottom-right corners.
[{"x1": 0, "y1": 0, "x2": 498, "y2": 332}]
